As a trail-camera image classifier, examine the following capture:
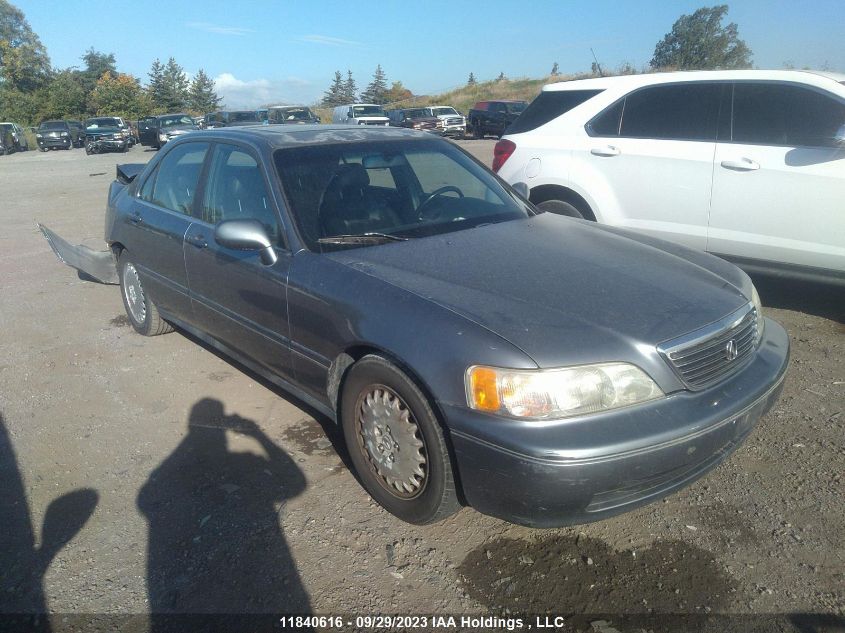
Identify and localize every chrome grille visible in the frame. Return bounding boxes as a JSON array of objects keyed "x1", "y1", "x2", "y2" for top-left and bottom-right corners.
[
  {"x1": 445, "y1": 117, "x2": 463, "y2": 126},
  {"x1": 658, "y1": 303, "x2": 759, "y2": 390}
]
